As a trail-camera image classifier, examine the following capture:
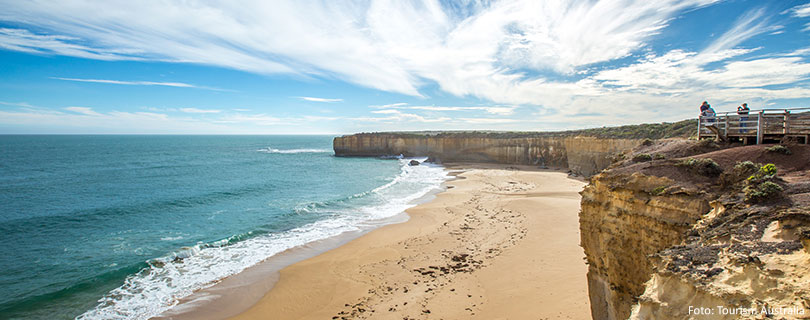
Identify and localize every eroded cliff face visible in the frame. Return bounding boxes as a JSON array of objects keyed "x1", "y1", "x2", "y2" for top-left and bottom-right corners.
[
  {"x1": 565, "y1": 137, "x2": 640, "y2": 179},
  {"x1": 333, "y1": 134, "x2": 639, "y2": 176},
  {"x1": 629, "y1": 204, "x2": 810, "y2": 320},
  {"x1": 581, "y1": 141, "x2": 810, "y2": 320},
  {"x1": 580, "y1": 173, "x2": 712, "y2": 320}
]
